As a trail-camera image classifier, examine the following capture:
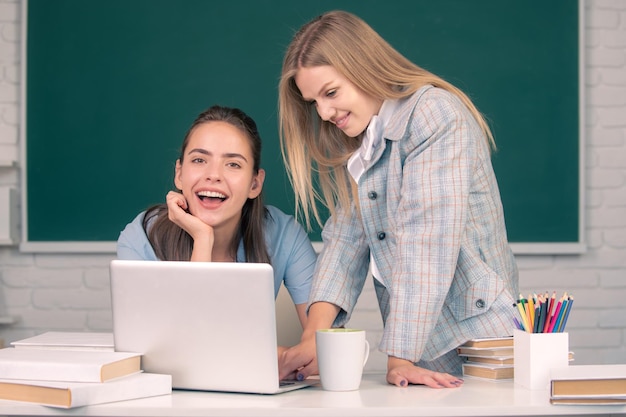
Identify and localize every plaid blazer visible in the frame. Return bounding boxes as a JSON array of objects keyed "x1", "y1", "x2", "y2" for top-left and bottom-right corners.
[{"x1": 309, "y1": 85, "x2": 519, "y2": 364}]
